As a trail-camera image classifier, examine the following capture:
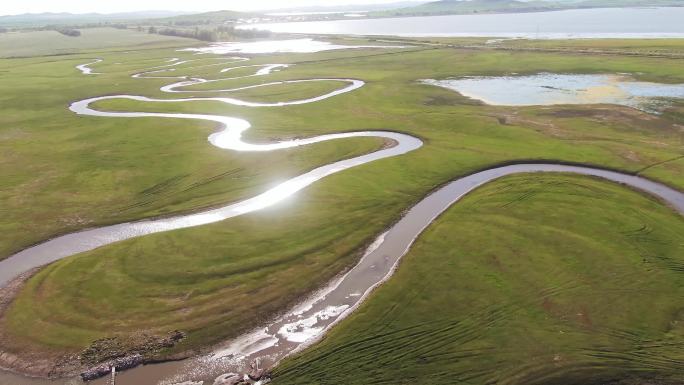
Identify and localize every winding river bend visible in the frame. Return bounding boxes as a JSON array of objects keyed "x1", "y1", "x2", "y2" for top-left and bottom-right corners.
[{"x1": 1, "y1": 50, "x2": 683, "y2": 385}]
